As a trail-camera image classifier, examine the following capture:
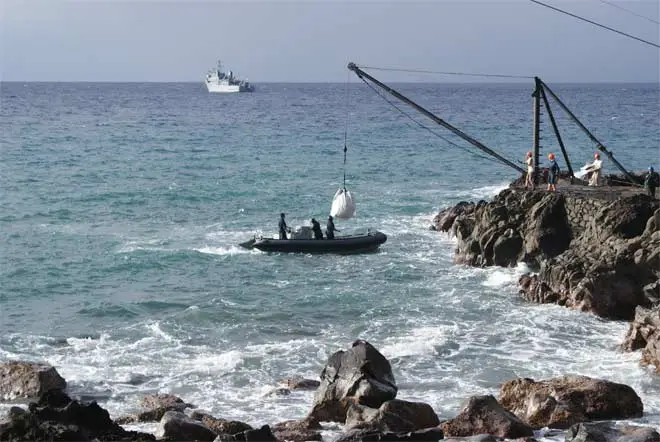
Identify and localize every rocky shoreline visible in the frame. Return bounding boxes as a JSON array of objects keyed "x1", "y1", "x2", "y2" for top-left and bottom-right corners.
[
  {"x1": 431, "y1": 177, "x2": 660, "y2": 372},
  {"x1": 1, "y1": 340, "x2": 658, "y2": 442}
]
